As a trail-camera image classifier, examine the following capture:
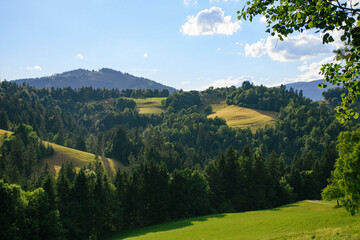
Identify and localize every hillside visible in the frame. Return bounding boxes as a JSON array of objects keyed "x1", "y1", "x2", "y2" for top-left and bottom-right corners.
[
  {"x1": 42, "y1": 143, "x2": 123, "y2": 176},
  {"x1": 207, "y1": 101, "x2": 277, "y2": 131},
  {"x1": 107, "y1": 201, "x2": 360, "y2": 240},
  {"x1": 133, "y1": 97, "x2": 166, "y2": 115},
  {"x1": 11, "y1": 68, "x2": 176, "y2": 92},
  {"x1": 284, "y1": 79, "x2": 339, "y2": 101},
  {"x1": 0, "y1": 129, "x2": 123, "y2": 176}
]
